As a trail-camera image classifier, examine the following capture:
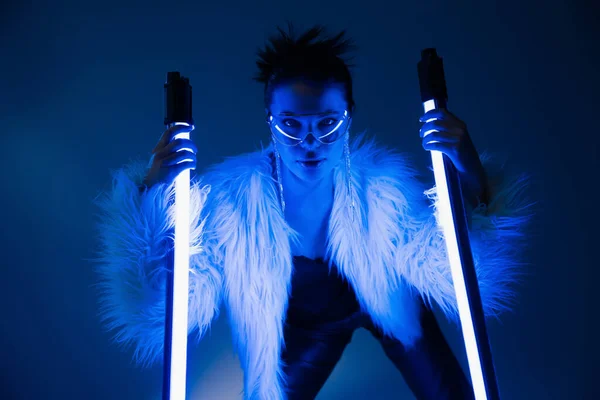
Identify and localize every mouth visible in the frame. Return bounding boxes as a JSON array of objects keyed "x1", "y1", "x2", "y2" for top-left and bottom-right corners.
[{"x1": 297, "y1": 159, "x2": 325, "y2": 168}]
